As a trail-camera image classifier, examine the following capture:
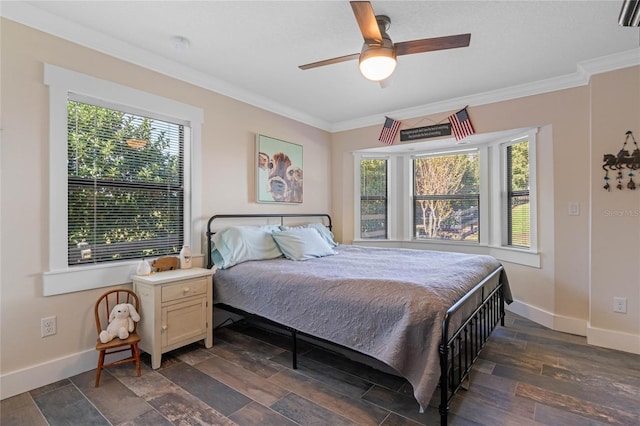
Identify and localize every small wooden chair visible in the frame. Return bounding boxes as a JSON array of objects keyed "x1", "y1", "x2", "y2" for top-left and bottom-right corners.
[{"x1": 94, "y1": 289, "x2": 142, "y2": 387}]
